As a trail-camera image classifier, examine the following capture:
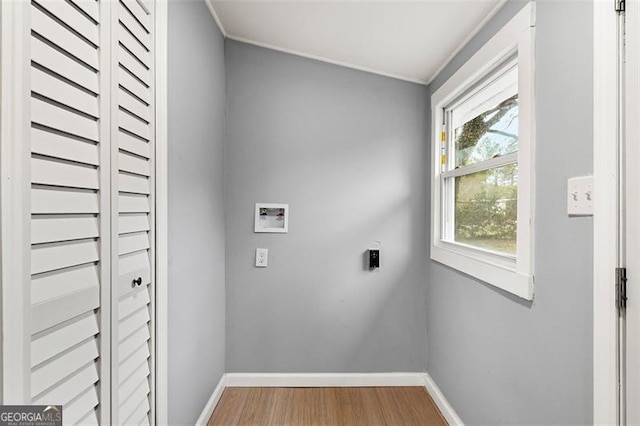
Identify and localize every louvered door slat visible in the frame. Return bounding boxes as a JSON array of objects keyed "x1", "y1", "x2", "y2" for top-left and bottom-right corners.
[
  {"x1": 119, "y1": 380, "x2": 150, "y2": 422},
  {"x1": 119, "y1": 172, "x2": 150, "y2": 195},
  {"x1": 118, "y1": 66, "x2": 151, "y2": 105},
  {"x1": 31, "y1": 67, "x2": 99, "y2": 118},
  {"x1": 118, "y1": 24, "x2": 149, "y2": 69},
  {"x1": 121, "y1": 0, "x2": 150, "y2": 33},
  {"x1": 69, "y1": 0, "x2": 99, "y2": 23},
  {"x1": 75, "y1": 408, "x2": 99, "y2": 426},
  {"x1": 128, "y1": 401, "x2": 151, "y2": 426},
  {"x1": 31, "y1": 286, "x2": 100, "y2": 334},
  {"x1": 119, "y1": 108, "x2": 150, "y2": 141},
  {"x1": 119, "y1": 287, "x2": 150, "y2": 319},
  {"x1": 32, "y1": 157, "x2": 99, "y2": 190},
  {"x1": 31, "y1": 97, "x2": 99, "y2": 143},
  {"x1": 31, "y1": 239, "x2": 99, "y2": 275},
  {"x1": 118, "y1": 251, "x2": 151, "y2": 277},
  {"x1": 119, "y1": 213, "x2": 150, "y2": 234},
  {"x1": 119, "y1": 232, "x2": 150, "y2": 255},
  {"x1": 31, "y1": 127, "x2": 99, "y2": 166},
  {"x1": 118, "y1": 367, "x2": 149, "y2": 406},
  {"x1": 32, "y1": 187, "x2": 99, "y2": 214},
  {"x1": 31, "y1": 263, "x2": 98, "y2": 305},
  {"x1": 119, "y1": 130, "x2": 151, "y2": 159},
  {"x1": 64, "y1": 385, "x2": 100, "y2": 425},
  {"x1": 135, "y1": 0, "x2": 151, "y2": 16},
  {"x1": 118, "y1": 325, "x2": 149, "y2": 361},
  {"x1": 119, "y1": 86, "x2": 150, "y2": 122},
  {"x1": 31, "y1": 5, "x2": 98, "y2": 70},
  {"x1": 31, "y1": 337, "x2": 99, "y2": 397},
  {"x1": 31, "y1": 35, "x2": 99, "y2": 95},
  {"x1": 31, "y1": 215, "x2": 99, "y2": 244},
  {"x1": 119, "y1": 308, "x2": 150, "y2": 341},
  {"x1": 118, "y1": 194, "x2": 150, "y2": 213},
  {"x1": 33, "y1": 0, "x2": 99, "y2": 46},
  {"x1": 31, "y1": 311, "x2": 99, "y2": 367},
  {"x1": 118, "y1": 344, "x2": 150, "y2": 386},
  {"x1": 32, "y1": 361, "x2": 99, "y2": 406},
  {"x1": 119, "y1": 6, "x2": 150, "y2": 50}
]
